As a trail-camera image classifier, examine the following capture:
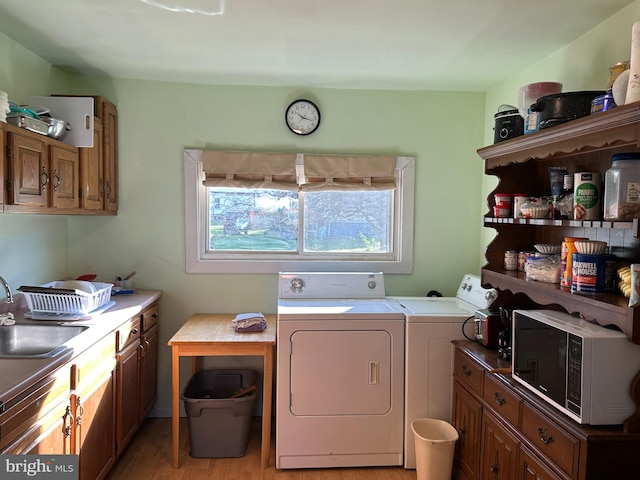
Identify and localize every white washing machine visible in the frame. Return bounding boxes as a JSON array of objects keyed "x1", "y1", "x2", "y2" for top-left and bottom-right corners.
[
  {"x1": 276, "y1": 272, "x2": 405, "y2": 469},
  {"x1": 387, "y1": 274, "x2": 497, "y2": 469}
]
